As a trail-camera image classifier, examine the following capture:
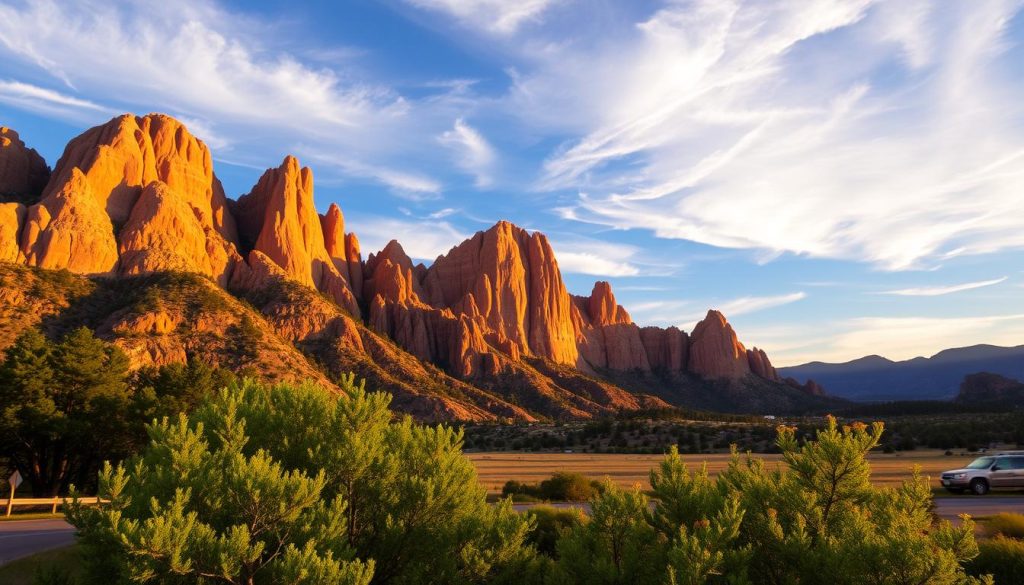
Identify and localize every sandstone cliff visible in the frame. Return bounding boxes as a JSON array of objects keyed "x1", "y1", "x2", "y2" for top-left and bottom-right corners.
[
  {"x1": 0, "y1": 127, "x2": 50, "y2": 200},
  {"x1": 0, "y1": 114, "x2": 827, "y2": 420}
]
